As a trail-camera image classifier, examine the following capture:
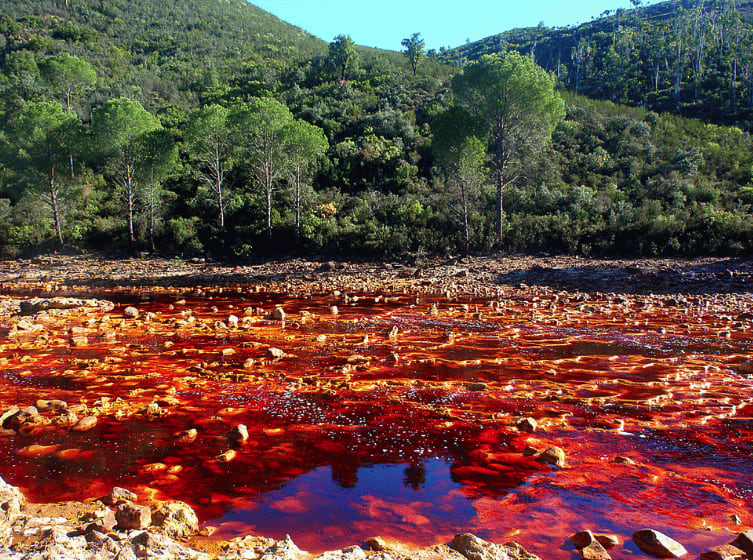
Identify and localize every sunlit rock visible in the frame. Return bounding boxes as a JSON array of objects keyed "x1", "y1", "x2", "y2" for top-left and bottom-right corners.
[{"x1": 632, "y1": 529, "x2": 687, "y2": 558}]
